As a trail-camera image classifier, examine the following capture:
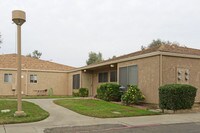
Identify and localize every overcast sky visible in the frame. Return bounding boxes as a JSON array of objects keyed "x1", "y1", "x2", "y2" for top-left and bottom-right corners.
[{"x1": 0, "y1": 0, "x2": 200, "y2": 67}]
